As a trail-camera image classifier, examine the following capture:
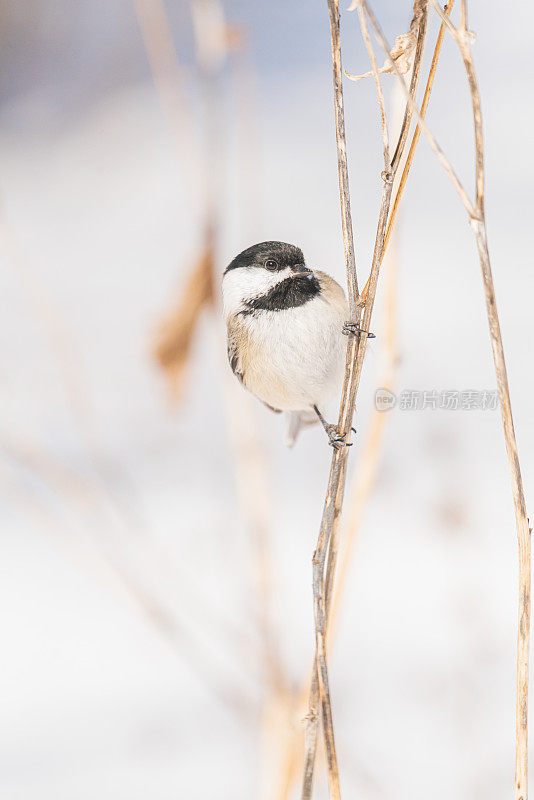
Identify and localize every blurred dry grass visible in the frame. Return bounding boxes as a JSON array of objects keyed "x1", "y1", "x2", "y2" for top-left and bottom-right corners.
[{"x1": 153, "y1": 239, "x2": 215, "y2": 397}]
